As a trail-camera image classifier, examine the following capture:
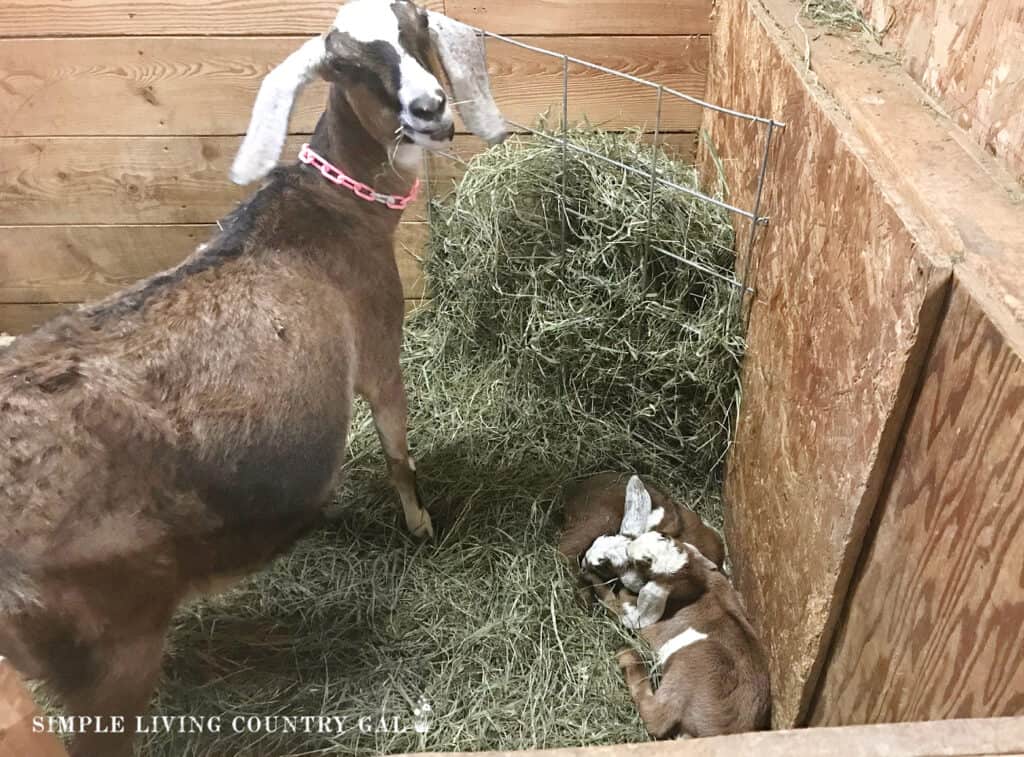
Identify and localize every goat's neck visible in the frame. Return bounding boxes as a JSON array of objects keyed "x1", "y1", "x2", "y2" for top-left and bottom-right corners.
[{"x1": 305, "y1": 90, "x2": 421, "y2": 230}]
